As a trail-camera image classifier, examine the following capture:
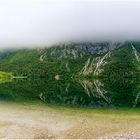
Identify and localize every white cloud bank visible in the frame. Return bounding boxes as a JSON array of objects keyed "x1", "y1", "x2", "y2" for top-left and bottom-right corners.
[{"x1": 0, "y1": 0, "x2": 140, "y2": 48}]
